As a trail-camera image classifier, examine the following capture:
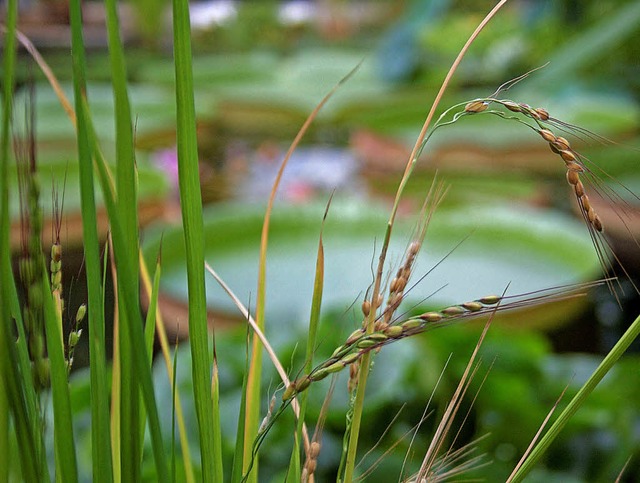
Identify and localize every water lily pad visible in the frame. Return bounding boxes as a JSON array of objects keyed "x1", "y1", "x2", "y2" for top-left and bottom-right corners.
[{"x1": 142, "y1": 199, "x2": 602, "y2": 335}]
